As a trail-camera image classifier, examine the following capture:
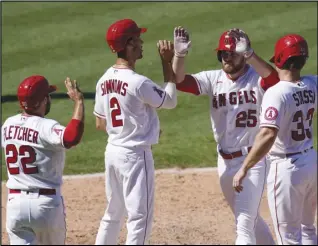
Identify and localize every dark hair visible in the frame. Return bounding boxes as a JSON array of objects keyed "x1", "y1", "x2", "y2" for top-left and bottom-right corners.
[
  {"x1": 282, "y1": 56, "x2": 307, "y2": 70},
  {"x1": 116, "y1": 37, "x2": 134, "y2": 59}
]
